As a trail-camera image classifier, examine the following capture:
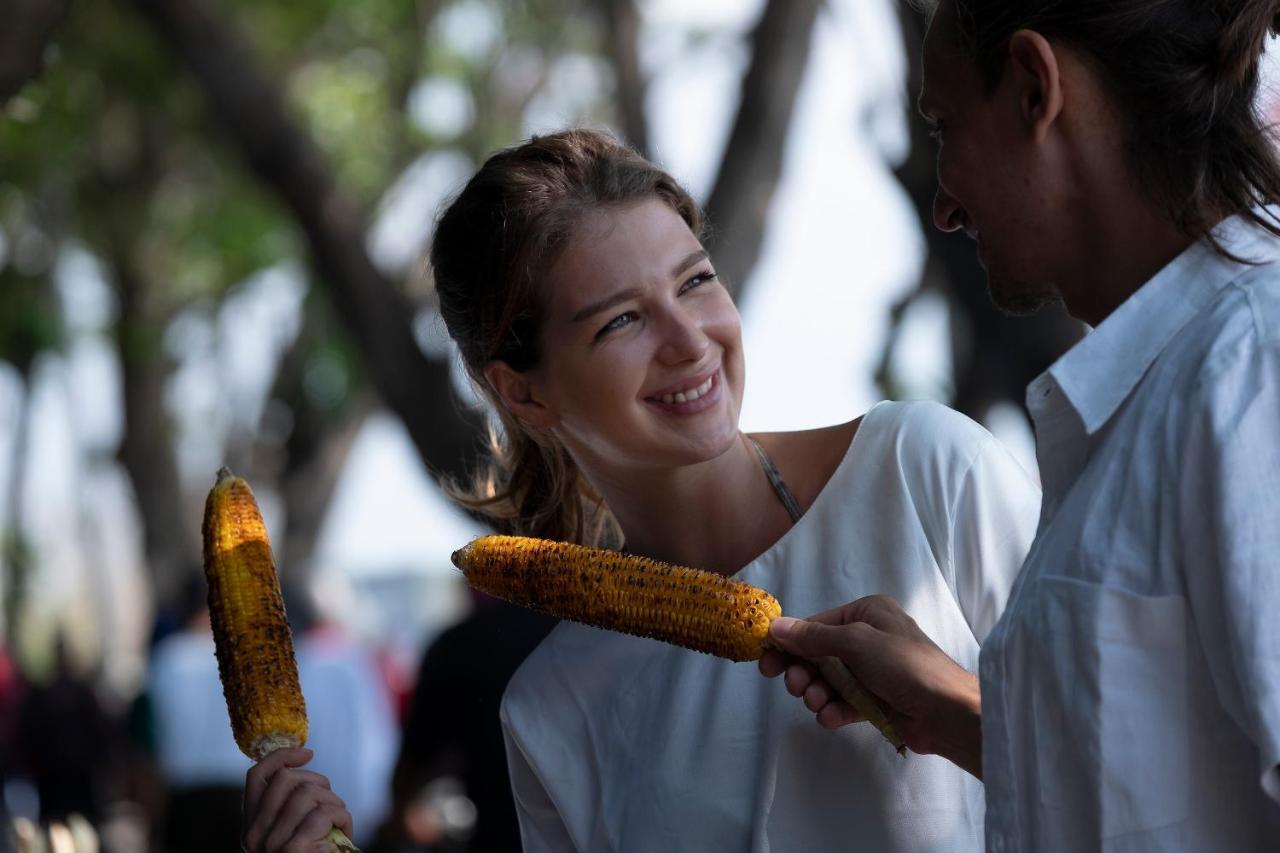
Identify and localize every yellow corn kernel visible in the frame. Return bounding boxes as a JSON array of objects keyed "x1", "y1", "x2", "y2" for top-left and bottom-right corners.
[
  {"x1": 451, "y1": 534, "x2": 783, "y2": 662},
  {"x1": 202, "y1": 468, "x2": 361, "y2": 851},
  {"x1": 202, "y1": 467, "x2": 308, "y2": 759}
]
